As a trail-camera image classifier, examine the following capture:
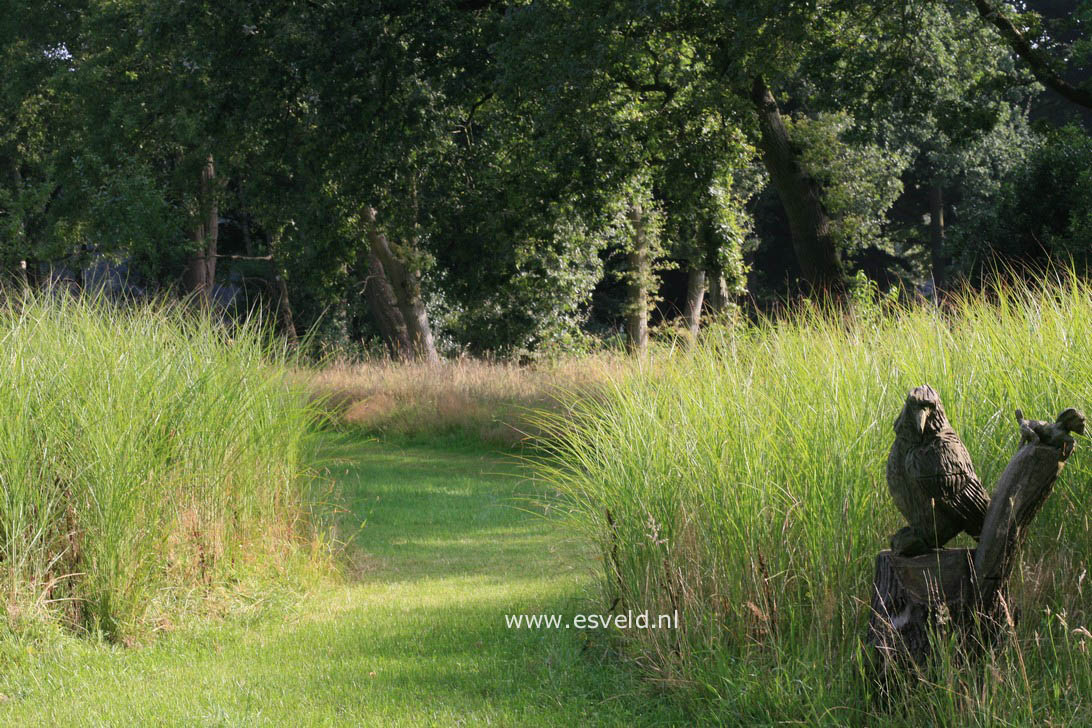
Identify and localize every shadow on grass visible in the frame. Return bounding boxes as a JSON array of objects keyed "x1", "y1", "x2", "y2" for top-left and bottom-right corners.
[
  {"x1": 273, "y1": 436, "x2": 691, "y2": 724},
  {"x1": 0, "y1": 435, "x2": 694, "y2": 726}
]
